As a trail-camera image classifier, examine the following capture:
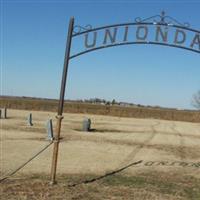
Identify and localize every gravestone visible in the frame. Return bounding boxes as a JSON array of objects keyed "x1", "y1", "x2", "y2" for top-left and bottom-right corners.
[
  {"x1": 46, "y1": 119, "x2": 53, "y2": 140},
  {"x1": 27, "y1": 113, "x2": 33, "y2": 126},
  {"x1": 2, "y1": 108, "x2": 7, "y2": 119},
  {"x1": 82, "y1": 118, "x2": 91, "y2": 132}
]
